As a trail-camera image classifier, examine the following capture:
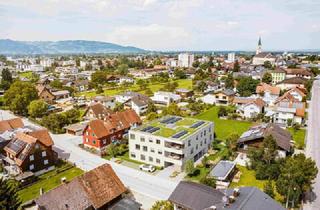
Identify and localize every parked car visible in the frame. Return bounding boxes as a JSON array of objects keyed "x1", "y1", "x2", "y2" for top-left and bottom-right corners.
[{"x1": 139, "y1": 164, "x2": 156, "y2": 172}]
